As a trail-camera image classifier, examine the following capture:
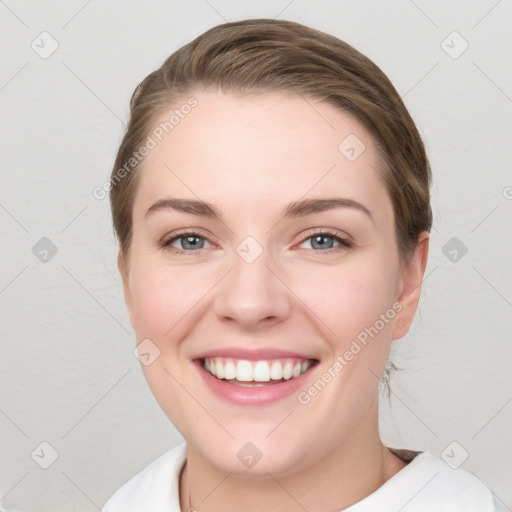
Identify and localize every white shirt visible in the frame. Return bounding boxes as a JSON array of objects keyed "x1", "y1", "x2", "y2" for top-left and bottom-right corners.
[{"x1": 102, "y1": 443, "x2": 504, "y2": 512}]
